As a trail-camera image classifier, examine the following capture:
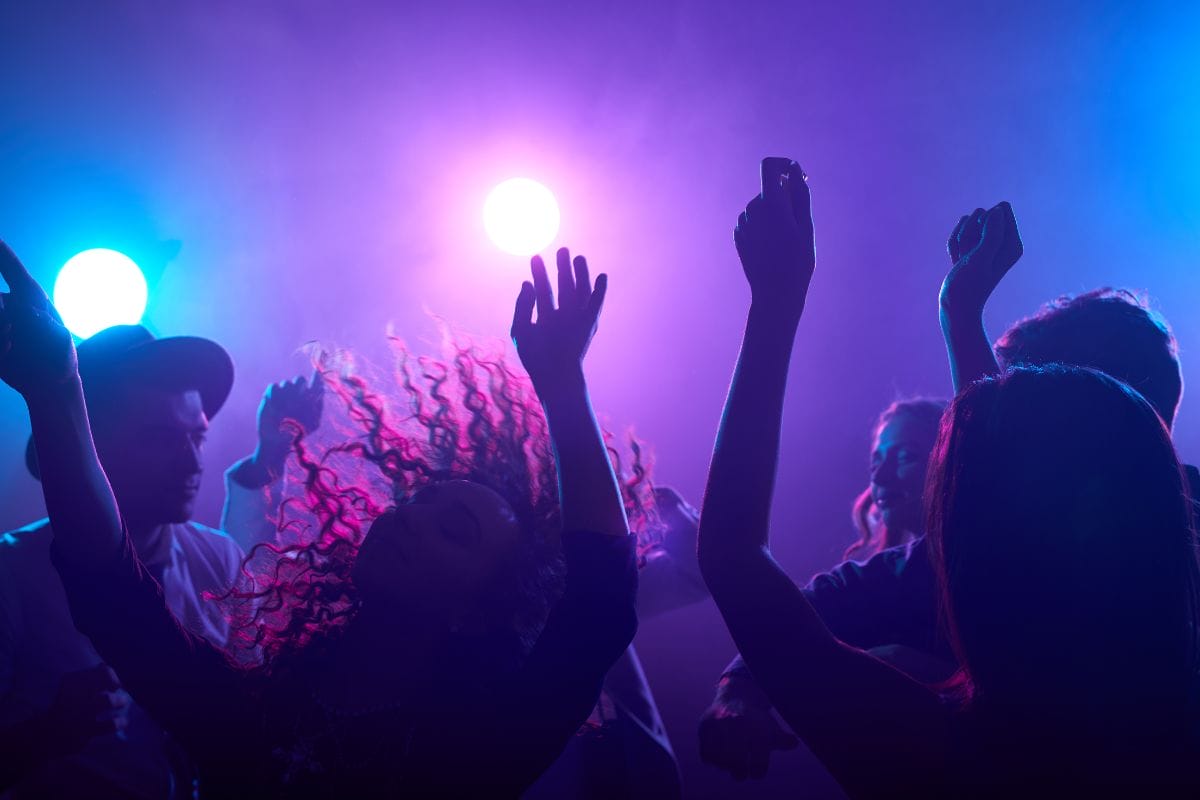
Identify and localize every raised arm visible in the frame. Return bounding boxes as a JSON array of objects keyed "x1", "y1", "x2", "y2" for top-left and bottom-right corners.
[
  {"x1": 223, "y1": 373, "x2": 324, "y2": 549},
  {"x1": 696, "y1": 161, "x2": 946, "y2": 797},
  {"x1": 512, "y1": 247, "x2": 627, "y2": 539},
  {"x1": 0, "y1": 242, "x2": 121, "y2": 564},
  {"x1": 939, "y1": 202, "x2": 1022, "y2": 392},
  {"x1": 0, "y1": 241, "x2": 257, "y2": 765}
]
